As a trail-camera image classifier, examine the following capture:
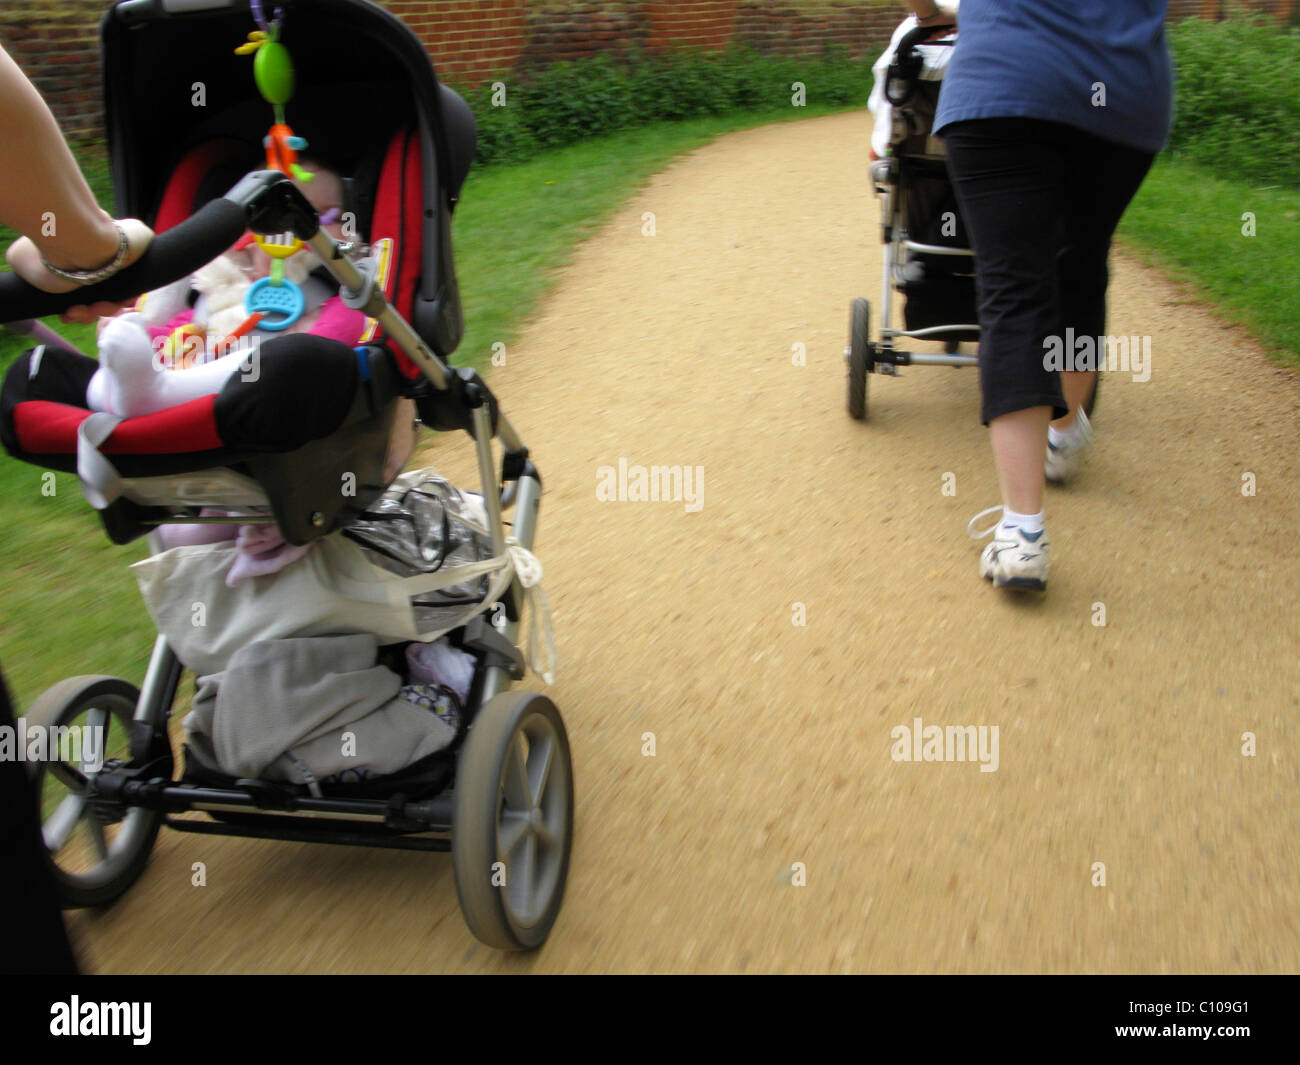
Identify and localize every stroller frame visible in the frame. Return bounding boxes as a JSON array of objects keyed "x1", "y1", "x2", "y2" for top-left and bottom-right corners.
[
  {"x1": 5, "y1": 0, "x2": 573, "y2": 953},
  {"x1": 846, "y1": 24, "x2": 978, "y2": 420}
]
